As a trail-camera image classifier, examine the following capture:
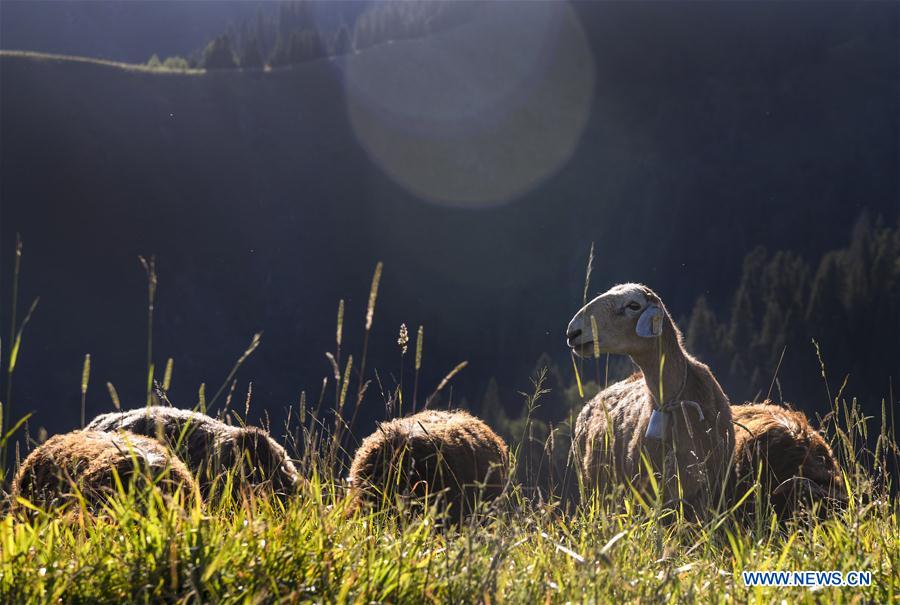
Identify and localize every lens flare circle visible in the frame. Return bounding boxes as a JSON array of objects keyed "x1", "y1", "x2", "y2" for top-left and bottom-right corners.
[{"x1": 344, "y1": 2, "x2": 595, "y2": 208}]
